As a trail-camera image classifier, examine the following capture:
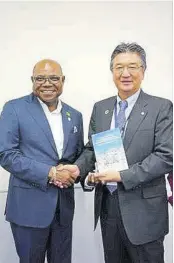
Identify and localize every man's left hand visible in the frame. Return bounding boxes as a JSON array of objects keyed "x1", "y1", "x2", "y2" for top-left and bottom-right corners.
[{"x1": 94, "y1": 170, "x2": 122, "y2": 184}]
